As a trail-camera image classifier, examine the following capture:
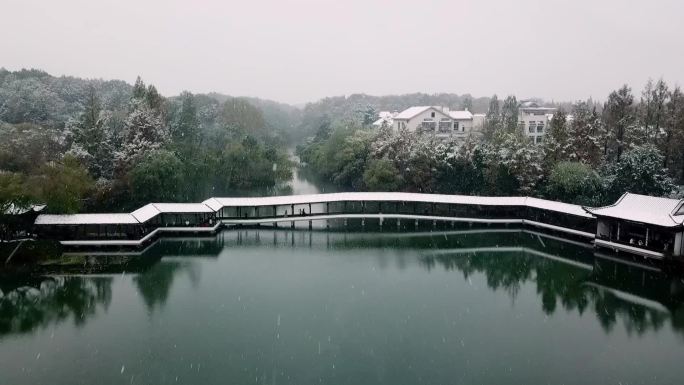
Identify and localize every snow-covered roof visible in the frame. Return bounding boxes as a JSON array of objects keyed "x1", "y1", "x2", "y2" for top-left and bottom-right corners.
[
  {"x1": 207, "y1": 193, "x2": 590, "y2": 217},
  {"x1": 394, "y1": 106, "x2": 473, "y2": 121},
  {"x1": 35, "y1": 213, "x2": 139, "y2": 225},
  {"x1": 585, "y1": 193, "x2": 684, "y2": 228},
  {"x1": 211, "y1": 193, "x2": 520, "y2": 208},
  {"x1": 202, "y1": 198, "x2": 223, "y2": 211},
  {"x1": 520, "y1": 106, "x2": 557, "y2": 112},
  {"x1": 131, "y1": 204, "x2": 161, "y2": 223},
  {"x1": 33, "y1": 193, "x2": 595, "y2": 226},
  {"x1": 448, "y1": 110, "x2": 473, "y2": 120},
  {"x1": 525, "y1": 197, "x2": 593, "y2": 218},
  {"x1": 132, "y1": 203, "x2": 215, "y2": 223},
  {"x1": 153, "y1": 203, "x2": 214, "y2": 213},
  {"x1": 394, "y1": 106, "x2": 432, "y2": 120}
]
